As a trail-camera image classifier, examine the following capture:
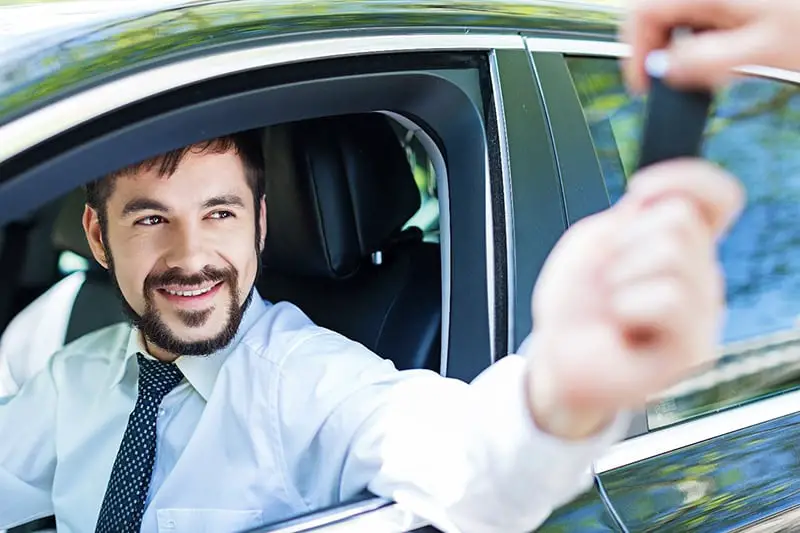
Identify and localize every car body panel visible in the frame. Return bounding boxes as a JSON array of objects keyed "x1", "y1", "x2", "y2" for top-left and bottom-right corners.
[
  {"x1": 599, "y1": 411, "x2": 800, "y2": 532},
  {"x1": 0, "y1": 0, "x2": 622, "y2": 124},
  {"x1": 536, "y1": 484, "x2": 623, "y2": 532}
]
